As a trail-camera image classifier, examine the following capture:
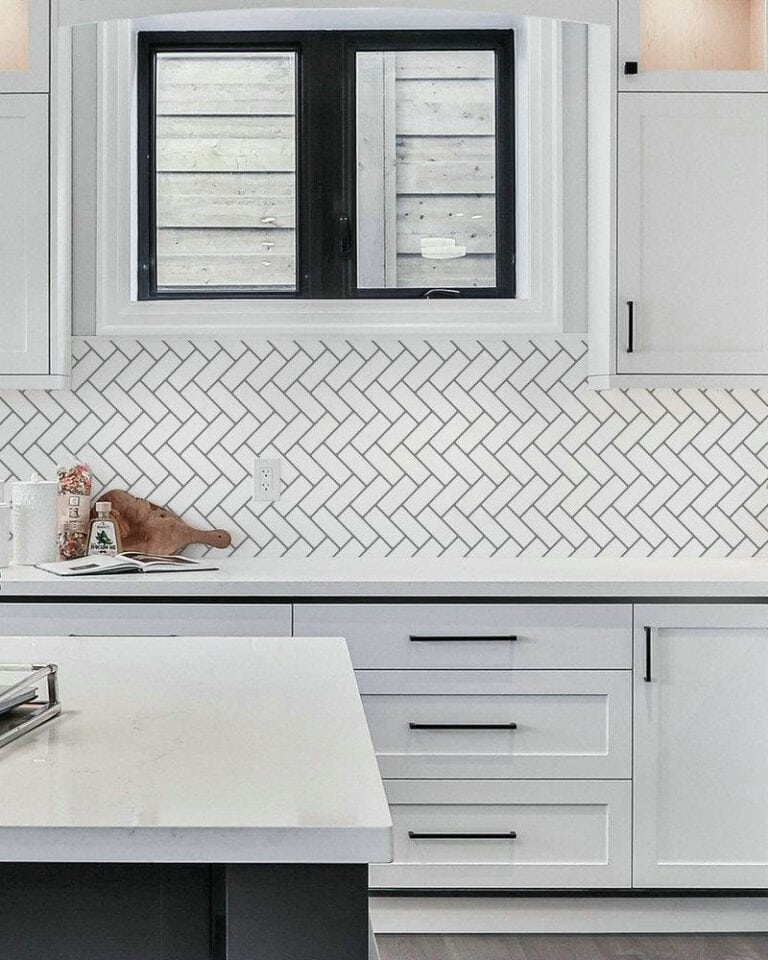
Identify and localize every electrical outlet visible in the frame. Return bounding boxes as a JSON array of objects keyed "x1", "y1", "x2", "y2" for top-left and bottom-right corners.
[{"x1": 253, "y1": 458, "x2": 281, "y2": 502}]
